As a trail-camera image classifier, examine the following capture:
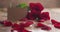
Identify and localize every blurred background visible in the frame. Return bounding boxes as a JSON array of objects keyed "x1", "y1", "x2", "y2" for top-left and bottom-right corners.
[{"x1": 0, "y1": 0, "x2": 60, "y2": 8}]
